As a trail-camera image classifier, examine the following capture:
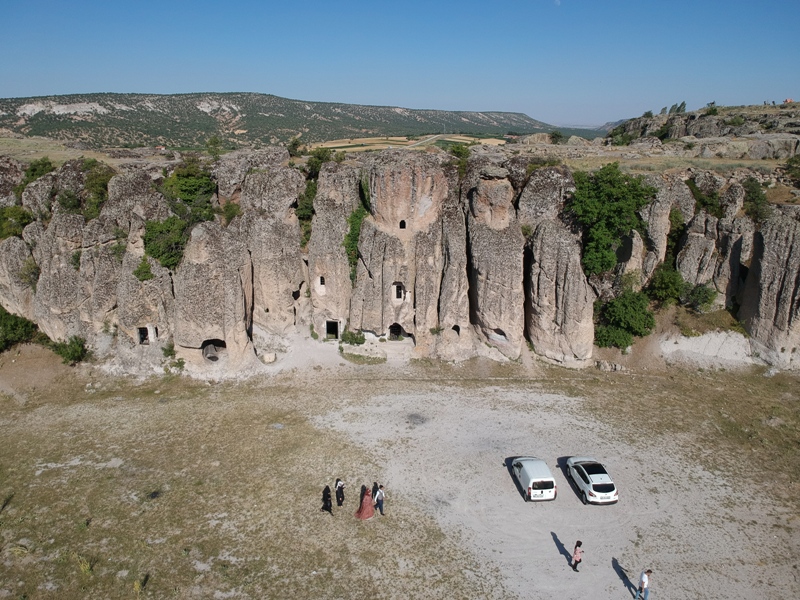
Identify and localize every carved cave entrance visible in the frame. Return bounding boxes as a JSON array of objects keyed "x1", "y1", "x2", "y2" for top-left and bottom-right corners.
[
  {"x1": 202, "y1": 339, "x2": 227, "y2": 362},
  {"x1": 326, "y1": 320, "x2": 339, "y2": 339}
]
